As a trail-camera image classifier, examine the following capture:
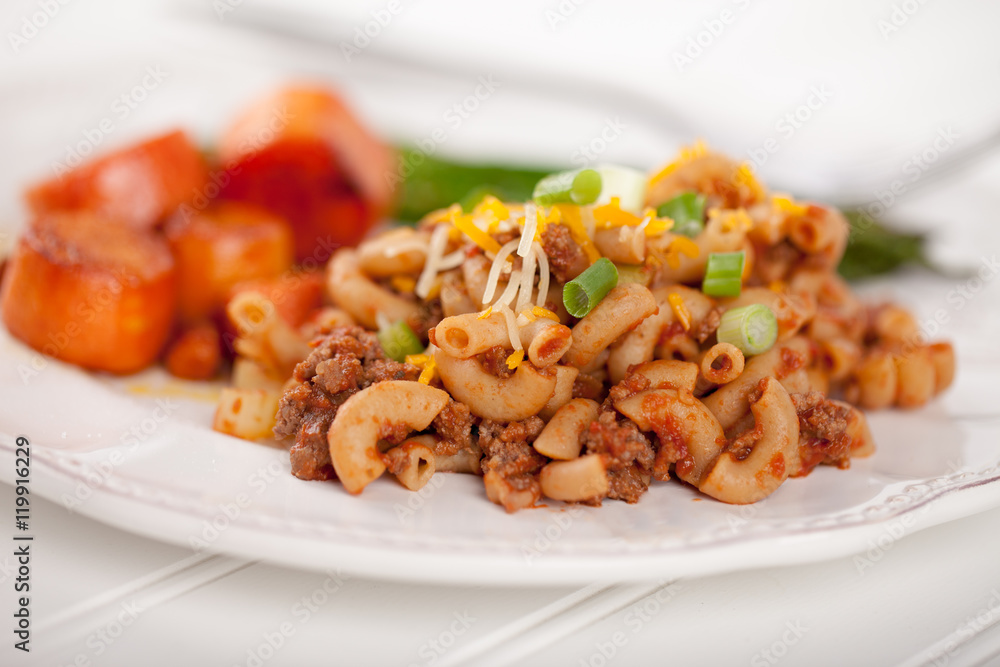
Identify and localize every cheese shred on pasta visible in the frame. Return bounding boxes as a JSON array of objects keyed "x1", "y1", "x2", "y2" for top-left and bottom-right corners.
[
  {"x1": 482, "y1": 239, "x2": 520, "y2": 305},
  {"x1": 667, "y1": 293, "x2": 692, "y2": 331},
  {"x1": 500, "y1": 304, "x2": 522, "y2": 351},
  {"x1": 773, "y1": 194, "x2": 808, "y2": 217},
  {"x1": 505, "y1": 348, "x2": 525, "y2": 370},
  {"x1": 518, "y1": 204, "x2": 537, "y2": 258},
  {"x1": 417, "y1": 357, "x2": 437, "y2": 385},
  {"x1": 516, "y1": 245, "x2": 537, "y2": 312},
  {"x1": 533, "y1": 242, "x2": 550, "y2": 308},
  {"x1": 416, "y1": 224, "x2": 451, "y2": 298}
]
